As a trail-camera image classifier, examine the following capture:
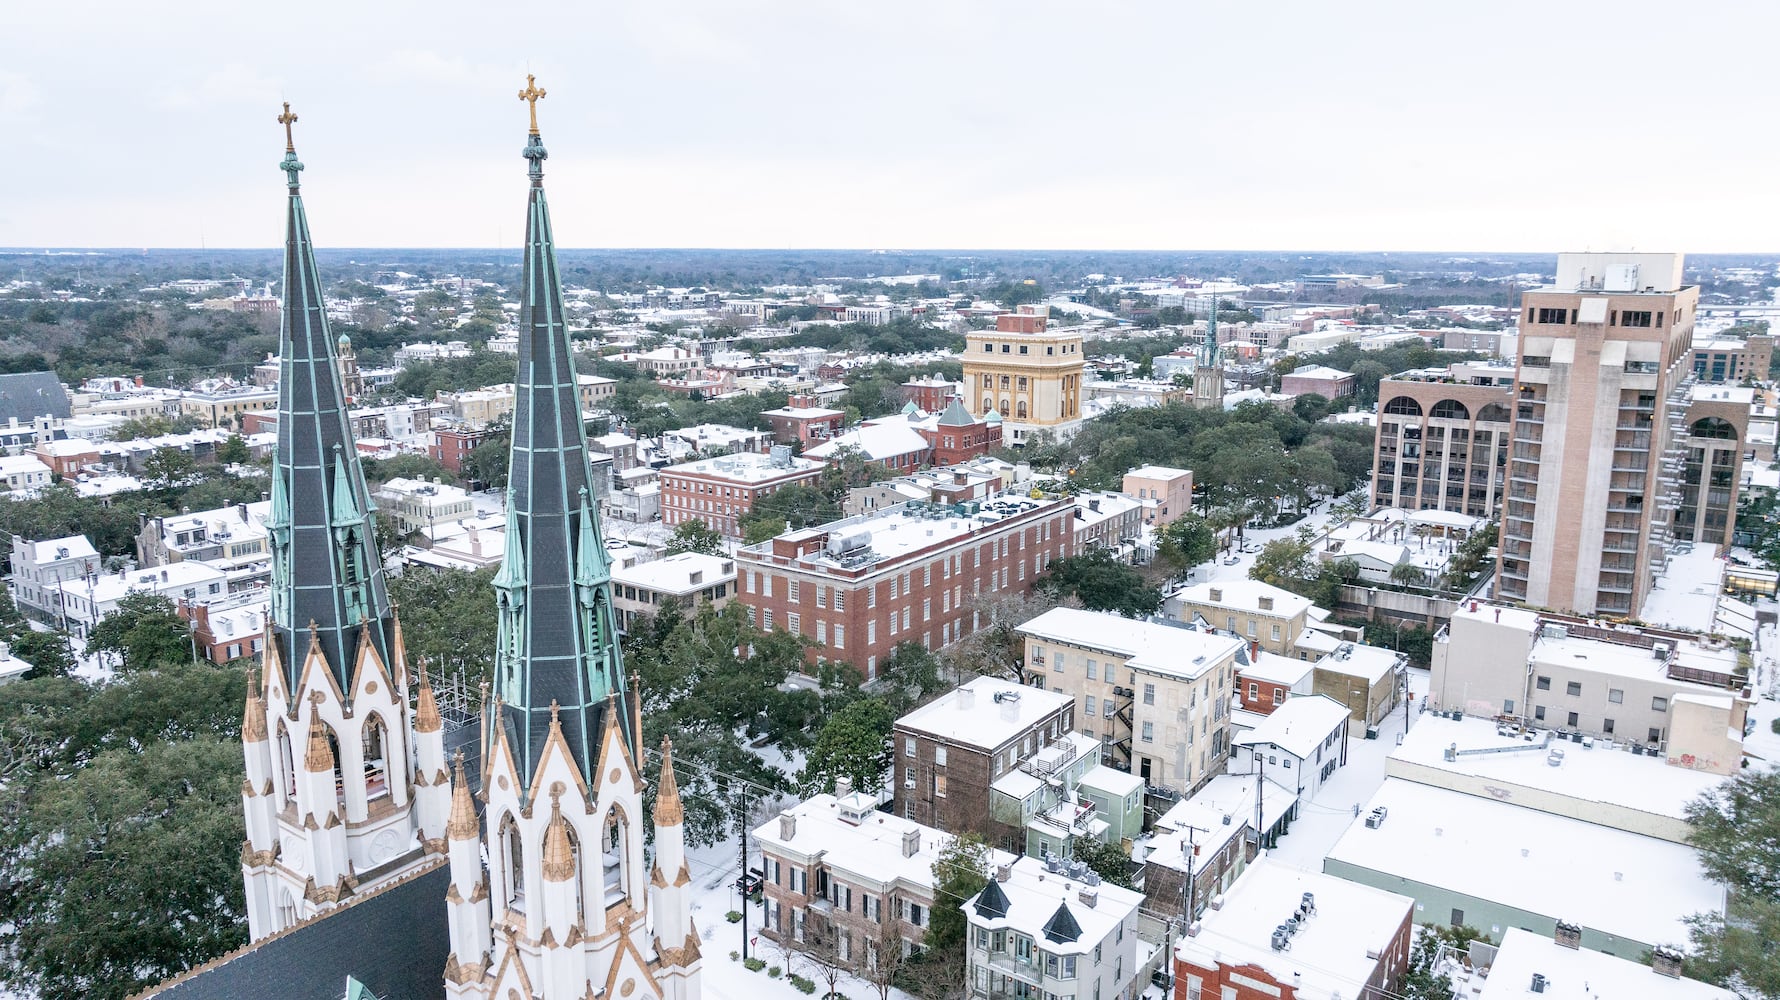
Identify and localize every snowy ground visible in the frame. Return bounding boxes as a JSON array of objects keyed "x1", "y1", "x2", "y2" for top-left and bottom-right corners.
[{"x1": 1261, "y1": 666, "x2": 1431, "y2": 871}]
